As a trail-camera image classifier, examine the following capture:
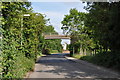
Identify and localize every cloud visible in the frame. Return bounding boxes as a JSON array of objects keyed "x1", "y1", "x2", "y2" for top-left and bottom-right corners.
[
  {"x1": 31, "y1": 2, "x2": 87, "y2": 33},
  {"x1": 36, "y1": 11, "x2": 64, "y2": 33},
  {"x1": 53, "y1": 24, "x2": 63, "y2": 33},
  {"x1": 42, "y1": 11, "x2": 64, "y2": 19}
]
